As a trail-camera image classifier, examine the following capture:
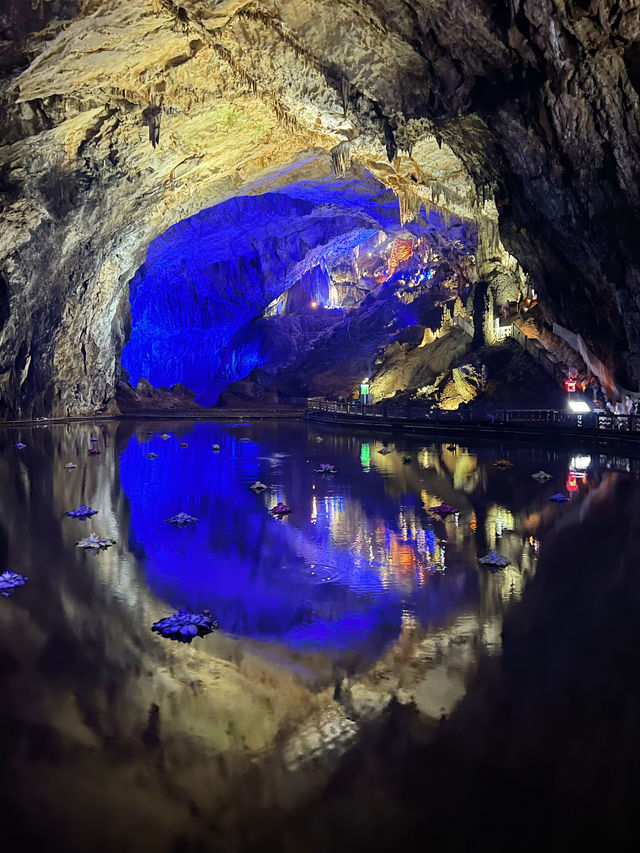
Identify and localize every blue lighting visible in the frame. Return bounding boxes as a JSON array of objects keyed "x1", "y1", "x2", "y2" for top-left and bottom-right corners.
[
  {"x1": 118, "y1": 423, "x2": 478, "y2": 664},
  {"x1": 121, "y1": 175, "x2": 477, "y2": 405}
]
